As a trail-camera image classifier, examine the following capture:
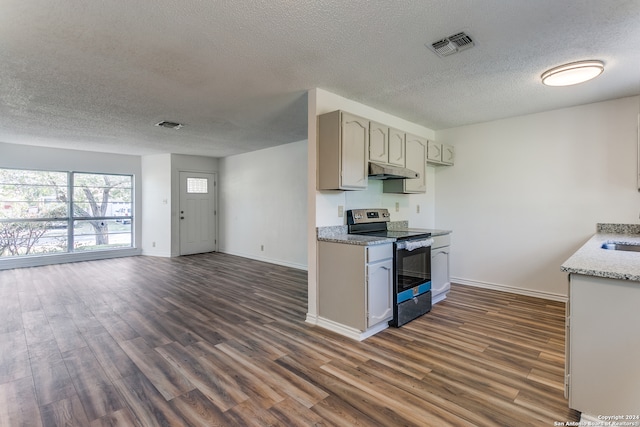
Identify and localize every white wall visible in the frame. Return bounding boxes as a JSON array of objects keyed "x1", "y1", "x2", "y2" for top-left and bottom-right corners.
[
  {"x1": 218, "y1": 140, "x2": 307, "y2": 269},
  {"x1": 141, "y1": 153, "x2": 172, "y2": 257},
  {"x1": 307, "y1": 88, "x2": 438, "y2": 321},
  {"x1": 435, "y1": 96, "x2": 640, "y2": 299},
  {"x1": 0, "y1": 141, "x2": 142, "y2": 268}
]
